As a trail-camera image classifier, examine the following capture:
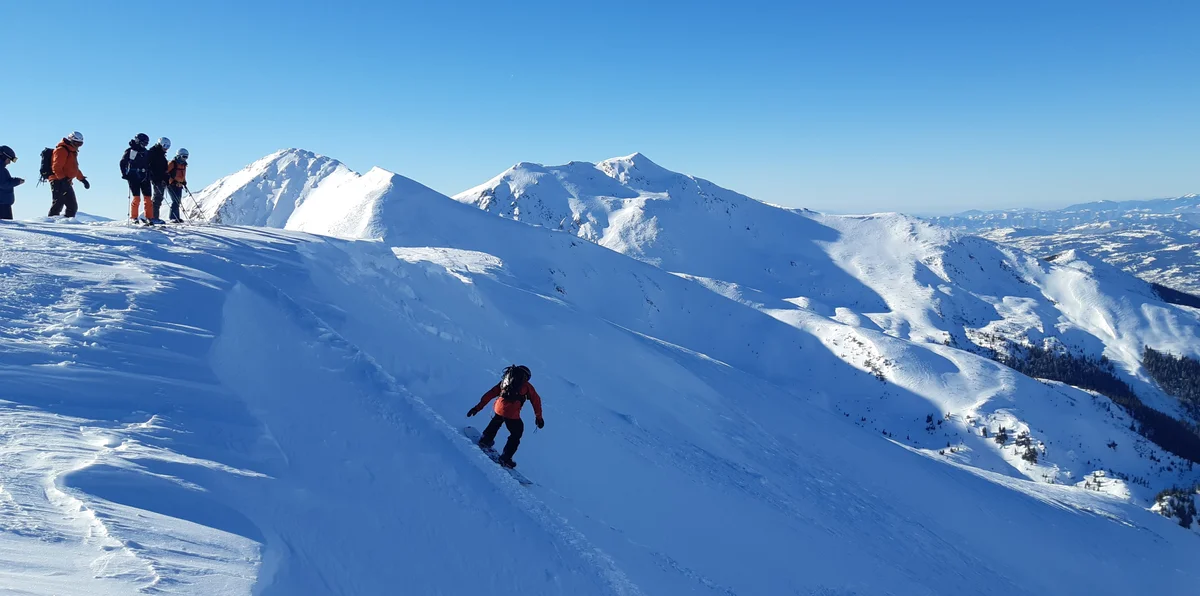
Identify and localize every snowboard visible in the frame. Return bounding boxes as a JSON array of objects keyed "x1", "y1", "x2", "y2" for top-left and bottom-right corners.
[{"x1": 463, "y1": 426, "x2": 532, "y2": 485}]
